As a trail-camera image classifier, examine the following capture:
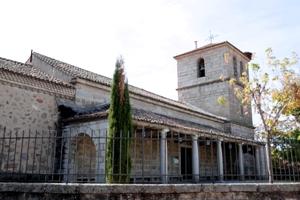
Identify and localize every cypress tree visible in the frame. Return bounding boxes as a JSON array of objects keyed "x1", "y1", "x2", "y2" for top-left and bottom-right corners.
[{"x1": 106, "y1": 58, "x2": 133, "y2": 183}]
